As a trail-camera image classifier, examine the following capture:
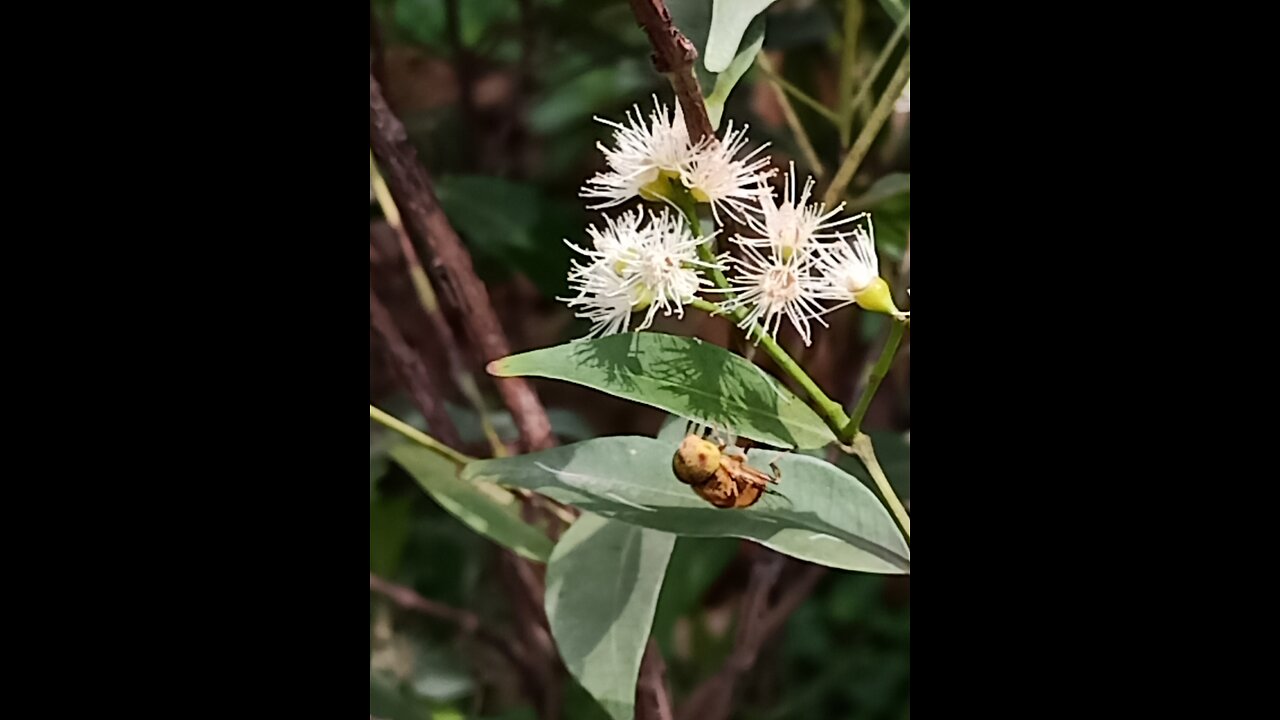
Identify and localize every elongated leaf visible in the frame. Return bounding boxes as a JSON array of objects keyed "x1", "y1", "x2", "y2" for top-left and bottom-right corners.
[
  {"x1": 390, "y1": 444, "x2": 554, "y2": 563},
  {"x1": 464, "y1": 436, "x2": 908, "y2": 573},
  {"x1": 545, "y1": 514, "x2": 675, "y2": 720},
  {"x1": 705, "y1": 15, "x2": 765, "y2": 129},
  {"x1": 705, "y1": 0, "x2": 777, "y2": 72},
  {"x1": 846, "y1": 173, "x2": 910, "y2": 213},
  {"x1": 488, "y1": 333, "x2": 836, "y2": 449}
]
